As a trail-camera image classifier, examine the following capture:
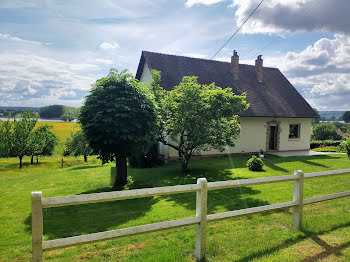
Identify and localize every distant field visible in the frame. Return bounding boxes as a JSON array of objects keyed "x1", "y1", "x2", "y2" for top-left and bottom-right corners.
[{"x1": 36, "y1": 122, "x2": 80, "y2": 155}]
